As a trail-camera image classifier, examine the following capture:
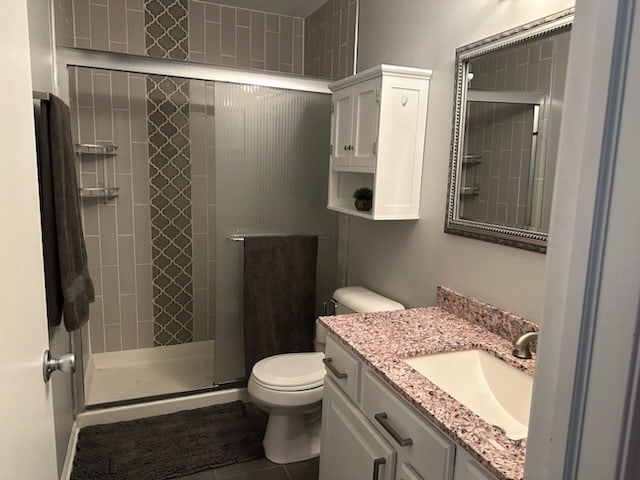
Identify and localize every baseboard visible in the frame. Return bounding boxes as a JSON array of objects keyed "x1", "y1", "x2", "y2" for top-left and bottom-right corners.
[
  {"x1": 76, "y1": 387, "x2": 250, "y2": 428},
  {"x1": 60, "y1": 421, "x2": 79, "y2": 480}
]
